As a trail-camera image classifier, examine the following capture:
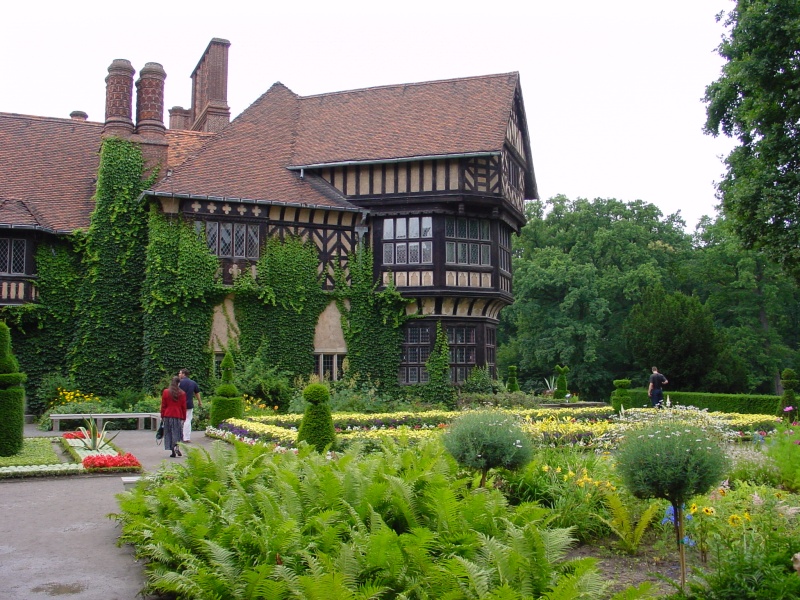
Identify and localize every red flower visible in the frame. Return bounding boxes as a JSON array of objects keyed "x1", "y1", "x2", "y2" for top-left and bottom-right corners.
[
  {"x1": 82, "y1": 453, "x2": 141, "y2": 469},
  {"x1": 63, "y1": 431, "x2": 87, "y2": 439}
]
